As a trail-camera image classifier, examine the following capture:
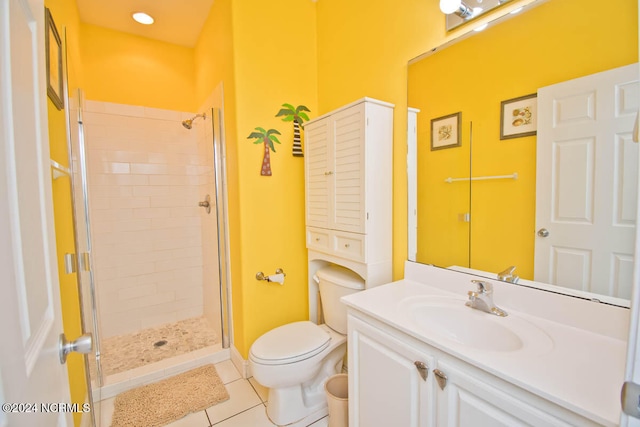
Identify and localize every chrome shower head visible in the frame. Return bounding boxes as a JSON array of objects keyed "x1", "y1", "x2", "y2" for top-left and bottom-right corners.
[{"x1": 182, "y1": 113, "x2": 206, "y2": 129}]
